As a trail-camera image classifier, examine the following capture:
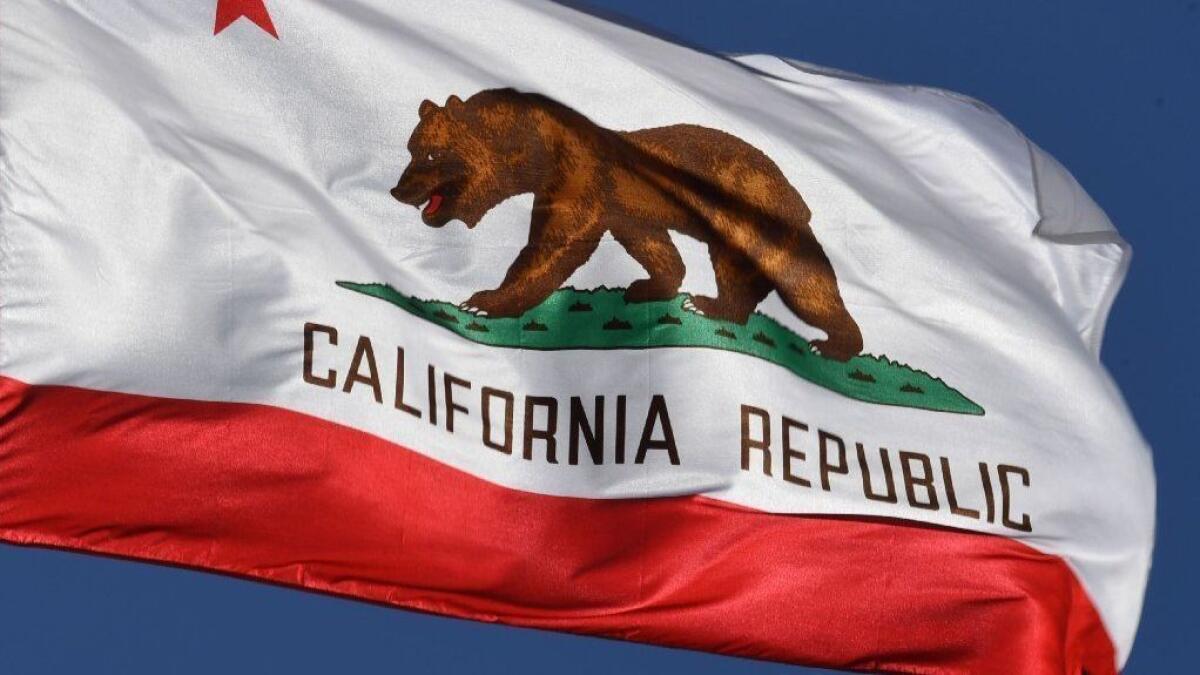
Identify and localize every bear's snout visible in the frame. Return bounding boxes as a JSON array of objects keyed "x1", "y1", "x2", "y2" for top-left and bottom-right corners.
[{"x1": 390, "y1": 177, "x2": 425, "y2": 206}]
